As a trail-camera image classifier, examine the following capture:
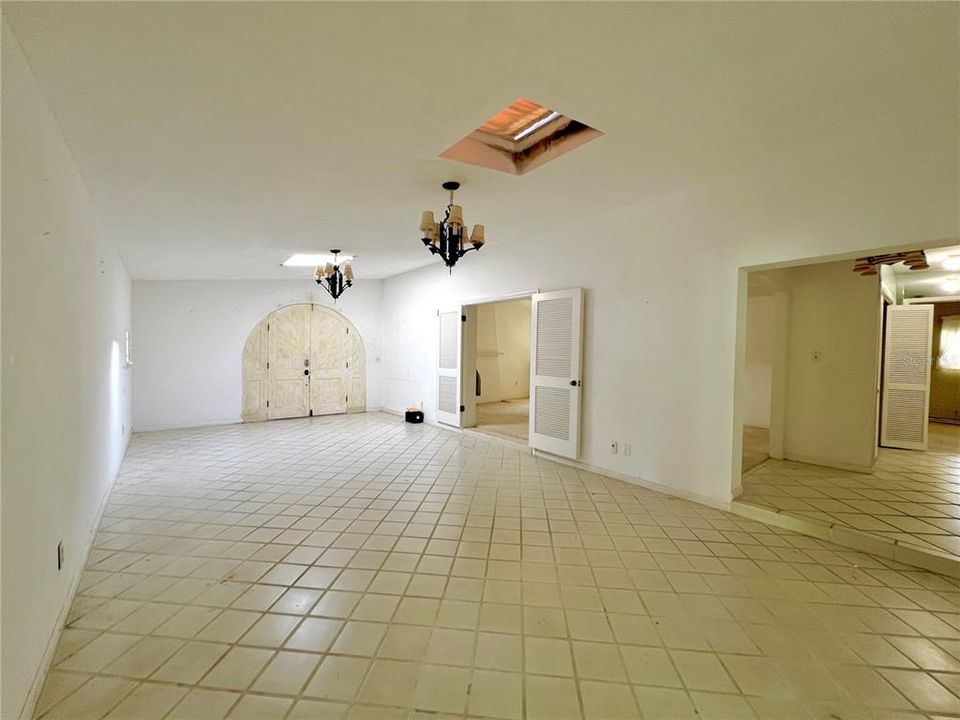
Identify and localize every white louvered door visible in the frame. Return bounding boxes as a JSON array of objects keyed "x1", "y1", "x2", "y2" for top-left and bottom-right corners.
[
  {"x1": 437, "y1": 307, "x2": 463, "y2": 427},
  {"x1": 881, "y1": 304, "x2": 933, "y2": 450},
  {"x1": 529, "y1": 288, "x2": 583, "y2": 458}
]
